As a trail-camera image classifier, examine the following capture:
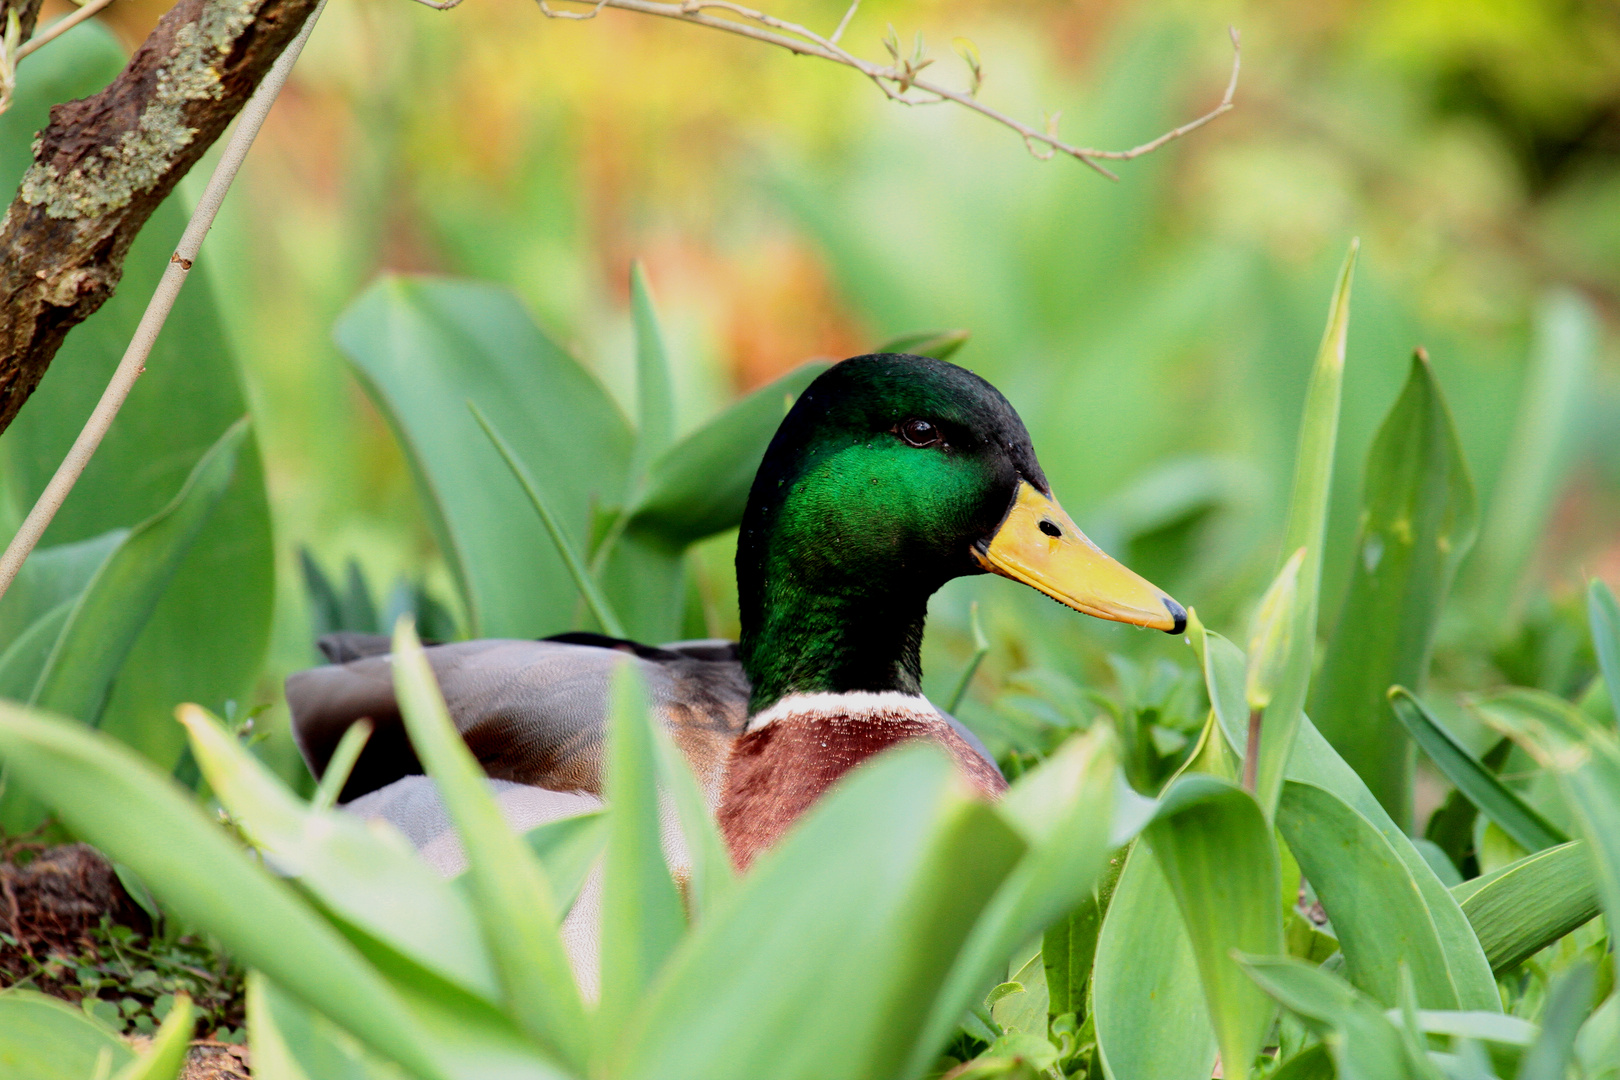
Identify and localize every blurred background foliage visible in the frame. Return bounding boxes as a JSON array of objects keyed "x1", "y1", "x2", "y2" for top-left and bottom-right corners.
[{"x1": 3, "y1": 0, "x2": 1619, "y2": 793}]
